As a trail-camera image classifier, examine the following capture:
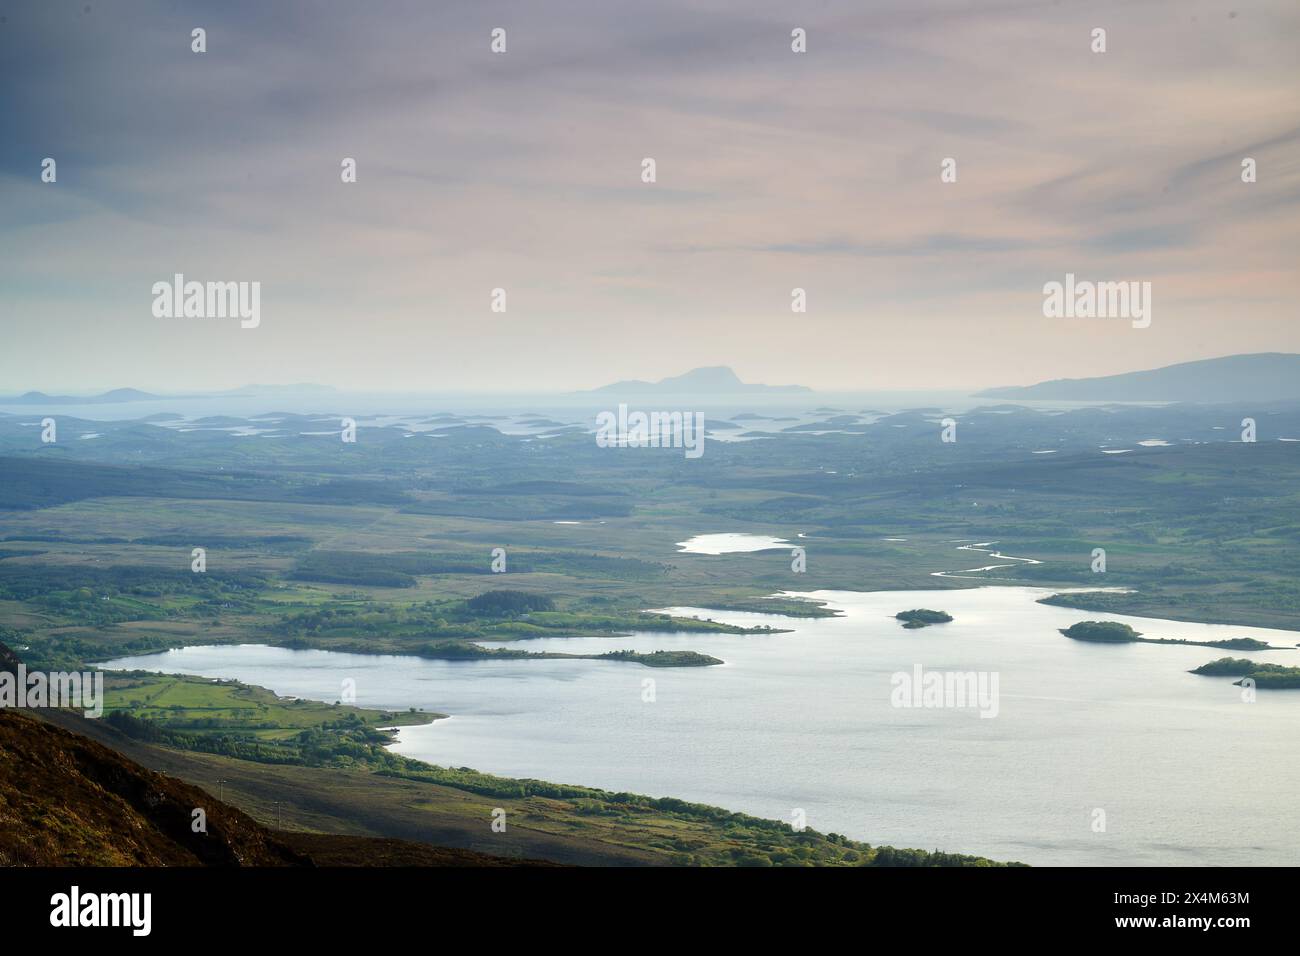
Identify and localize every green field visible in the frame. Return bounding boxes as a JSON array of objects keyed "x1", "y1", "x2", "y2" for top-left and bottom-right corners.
[
  {"x1": 3, "y1": 400, "x2": 1299, "y2": 865},
  {"x1": 102, "y1": 672, "x2": 437, "y2": 740}
]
